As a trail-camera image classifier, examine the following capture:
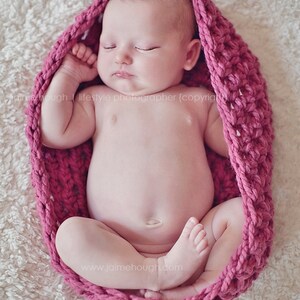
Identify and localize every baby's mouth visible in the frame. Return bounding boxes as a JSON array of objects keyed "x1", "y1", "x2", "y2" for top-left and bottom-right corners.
[{"x1": 113, "y1": 71, "x2": 134, "y2": 79}]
